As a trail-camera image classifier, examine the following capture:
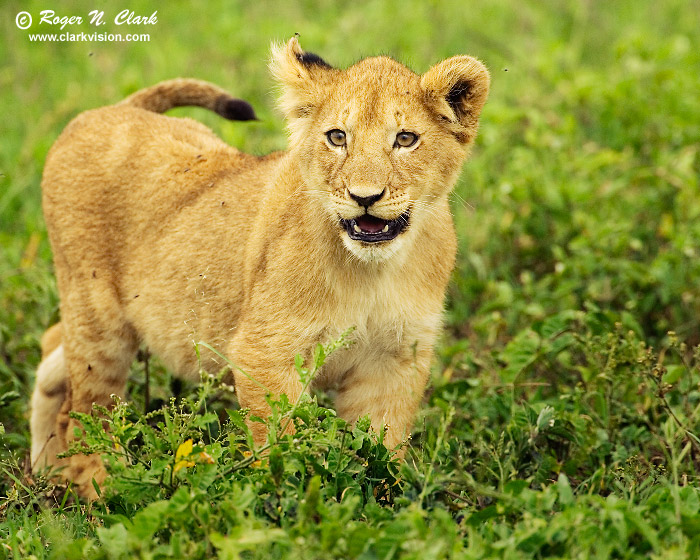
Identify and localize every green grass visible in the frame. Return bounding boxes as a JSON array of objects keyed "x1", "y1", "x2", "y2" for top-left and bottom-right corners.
[{"x1": 2, "y1": 0, "x2": 700, "y2": 558}]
